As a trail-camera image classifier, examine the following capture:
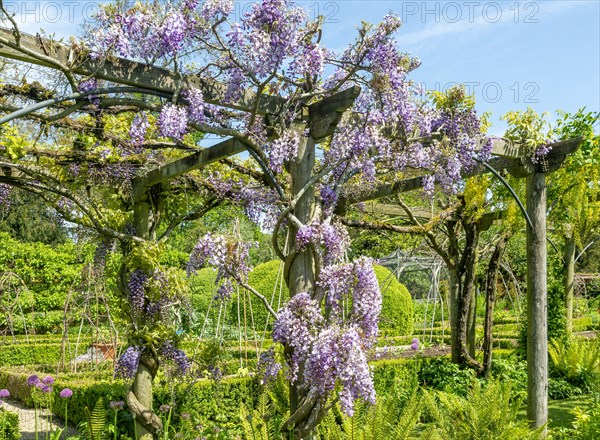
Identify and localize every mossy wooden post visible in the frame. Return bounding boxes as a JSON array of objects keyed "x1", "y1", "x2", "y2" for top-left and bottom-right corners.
[
  {"x1": 130, "y1": 192, "x2": 160, "y2": 440},
  {"x1": 564, "y1": 226, "x2": 576, "y2": 335},
  {"x1": 526, "y1": 171, "x2": 548, "y2": 434},
  {"x1": 284, "y1": 124, "x2": 318, "y2": 439}
]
